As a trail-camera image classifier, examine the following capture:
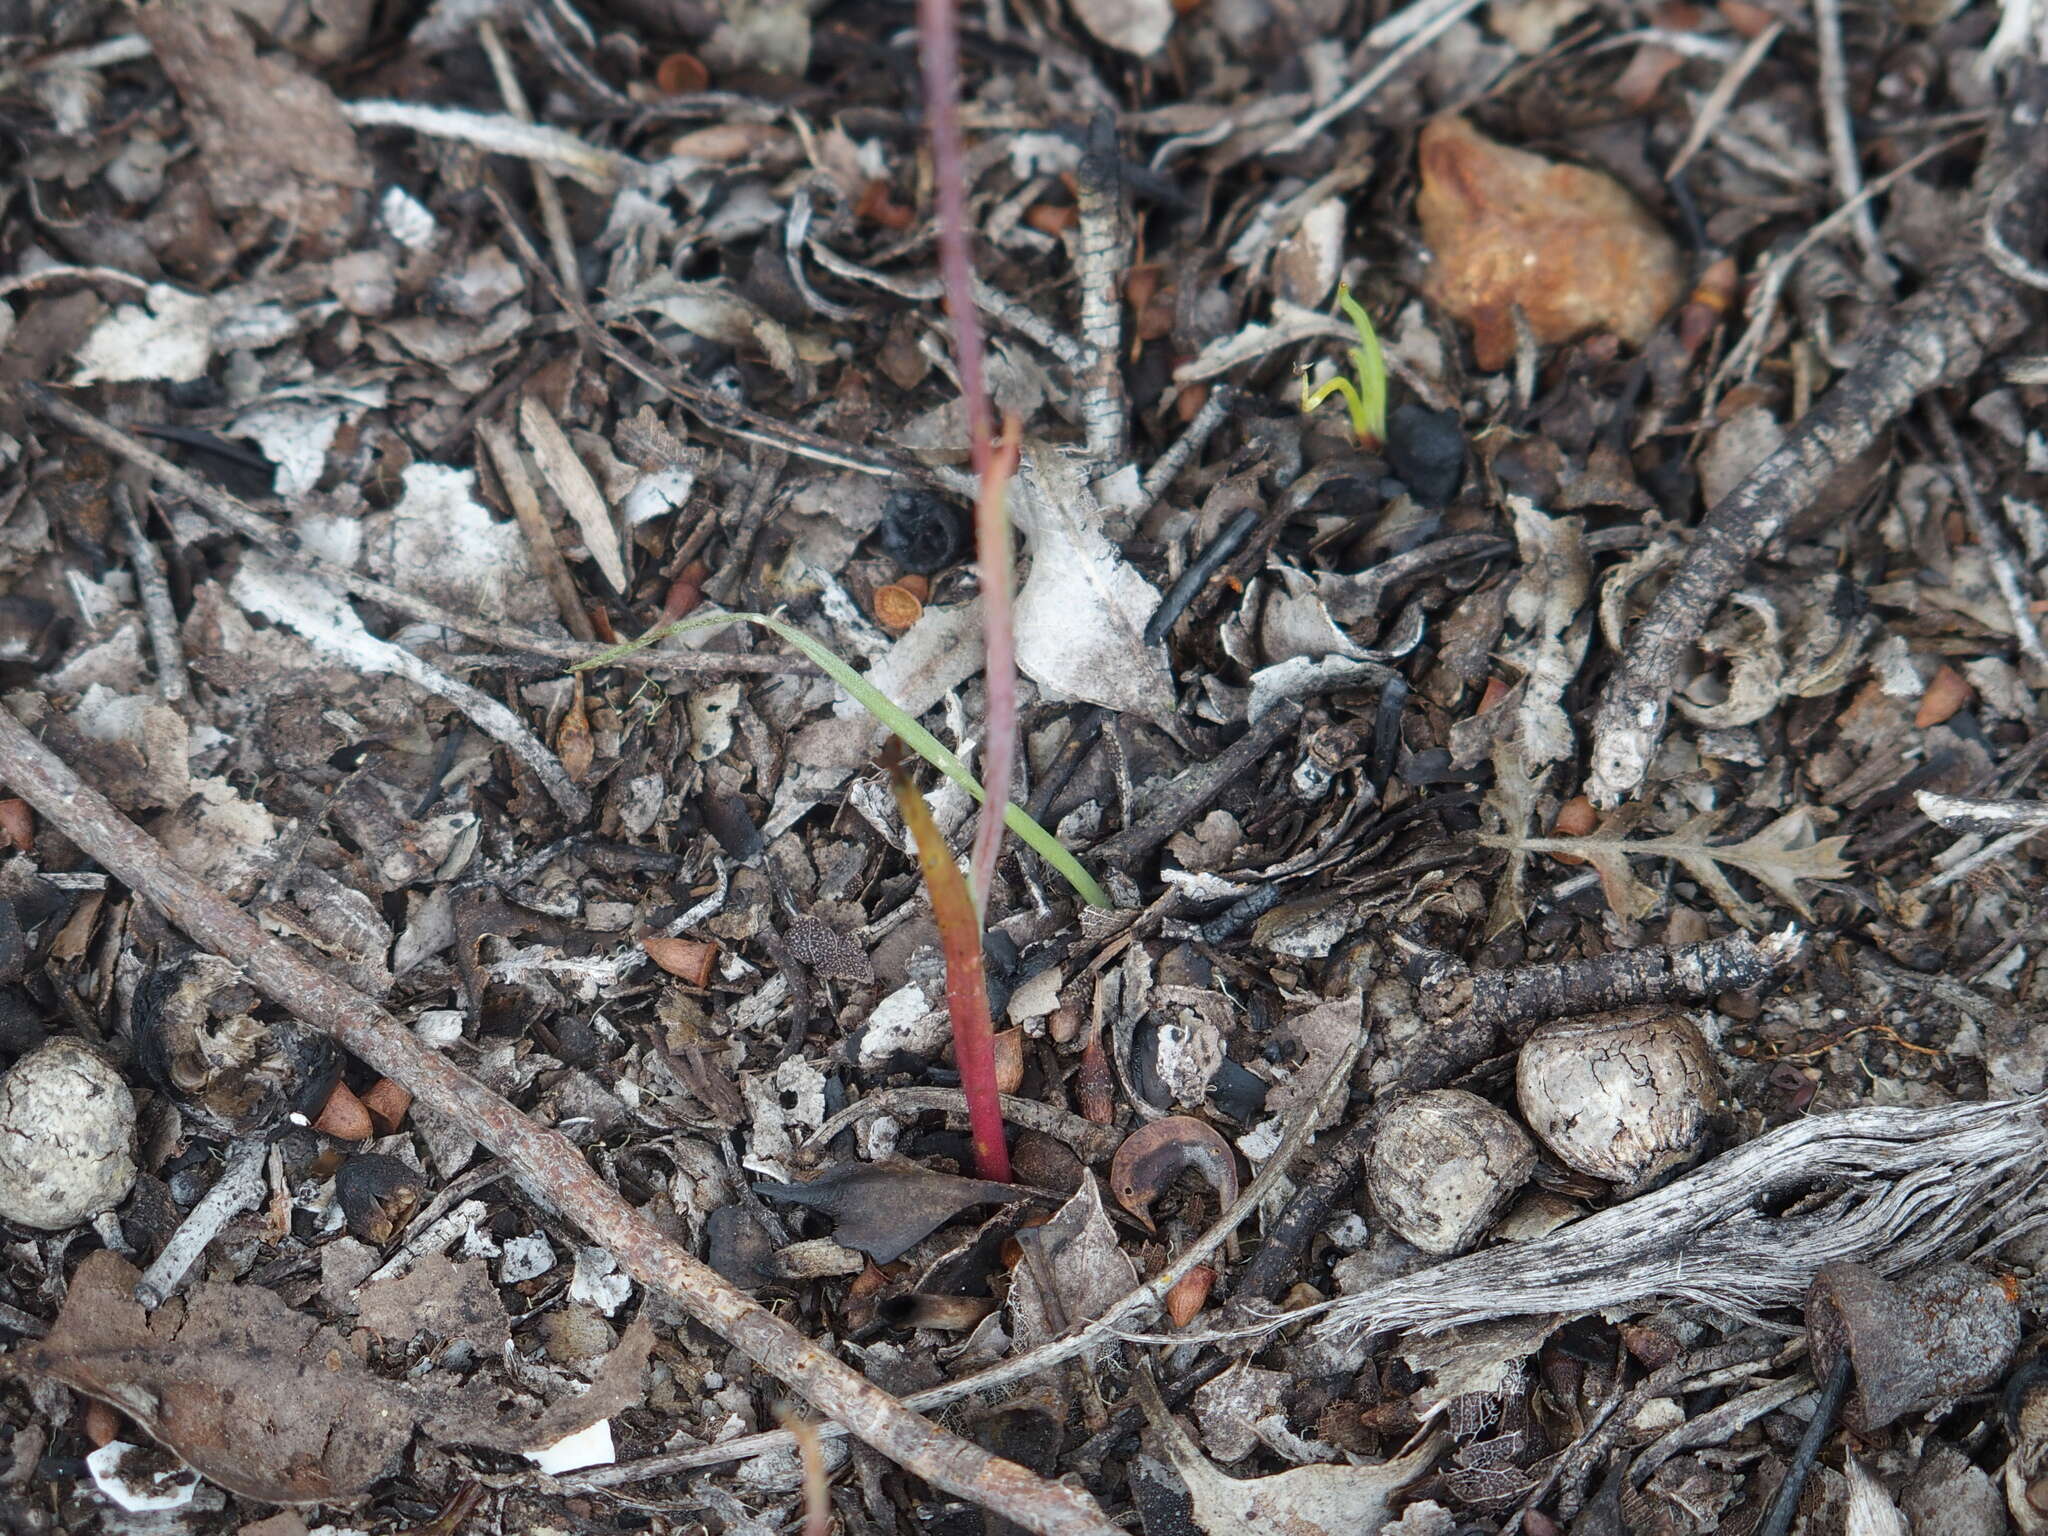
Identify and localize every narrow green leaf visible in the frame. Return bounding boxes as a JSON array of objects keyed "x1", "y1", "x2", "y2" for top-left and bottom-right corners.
[{"x1": 574, "y1": 611, "x2": 1113, "y2": 909}]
